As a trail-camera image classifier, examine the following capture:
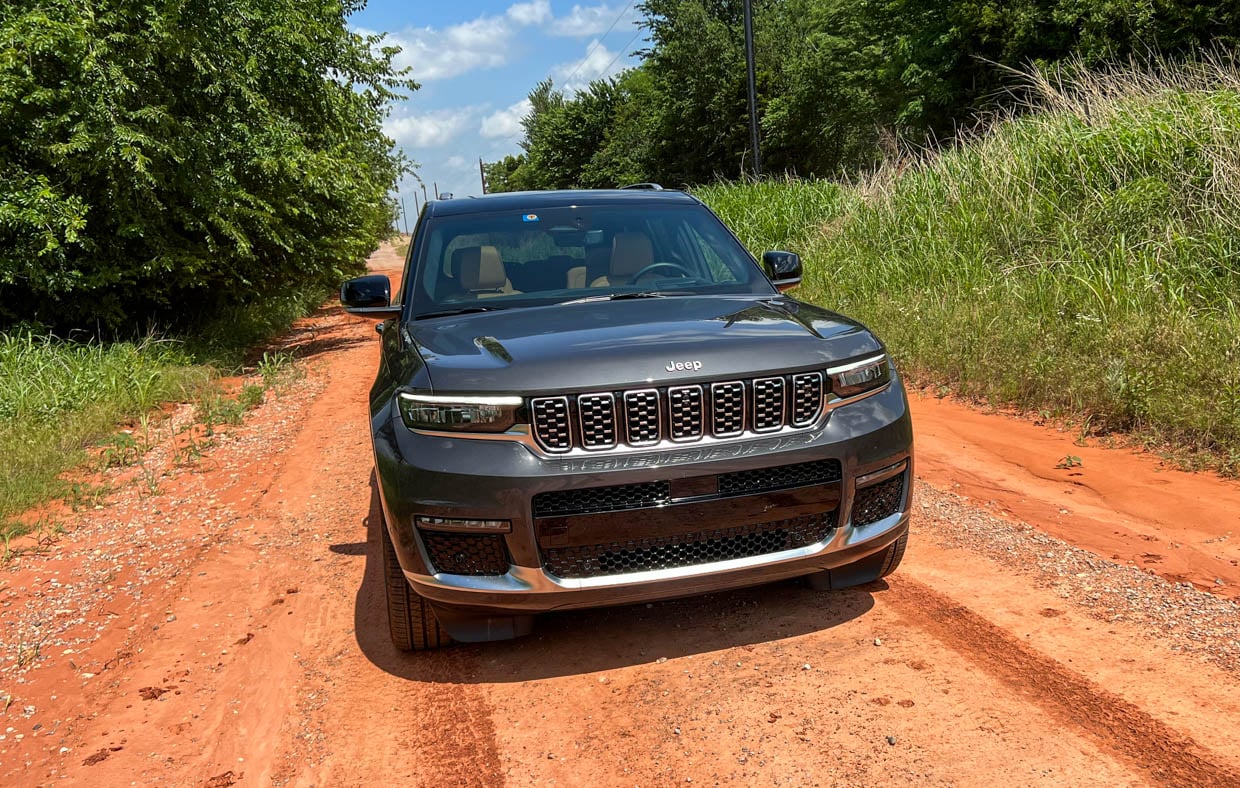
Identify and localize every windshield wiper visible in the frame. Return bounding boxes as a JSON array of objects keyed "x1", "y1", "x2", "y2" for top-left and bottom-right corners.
[
  {"x1": 560, "y1": 291, "x2": 672, "y2": 306},
  {"x1": 414, "y1": 306, "x2": 499, "y2": 320}
]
